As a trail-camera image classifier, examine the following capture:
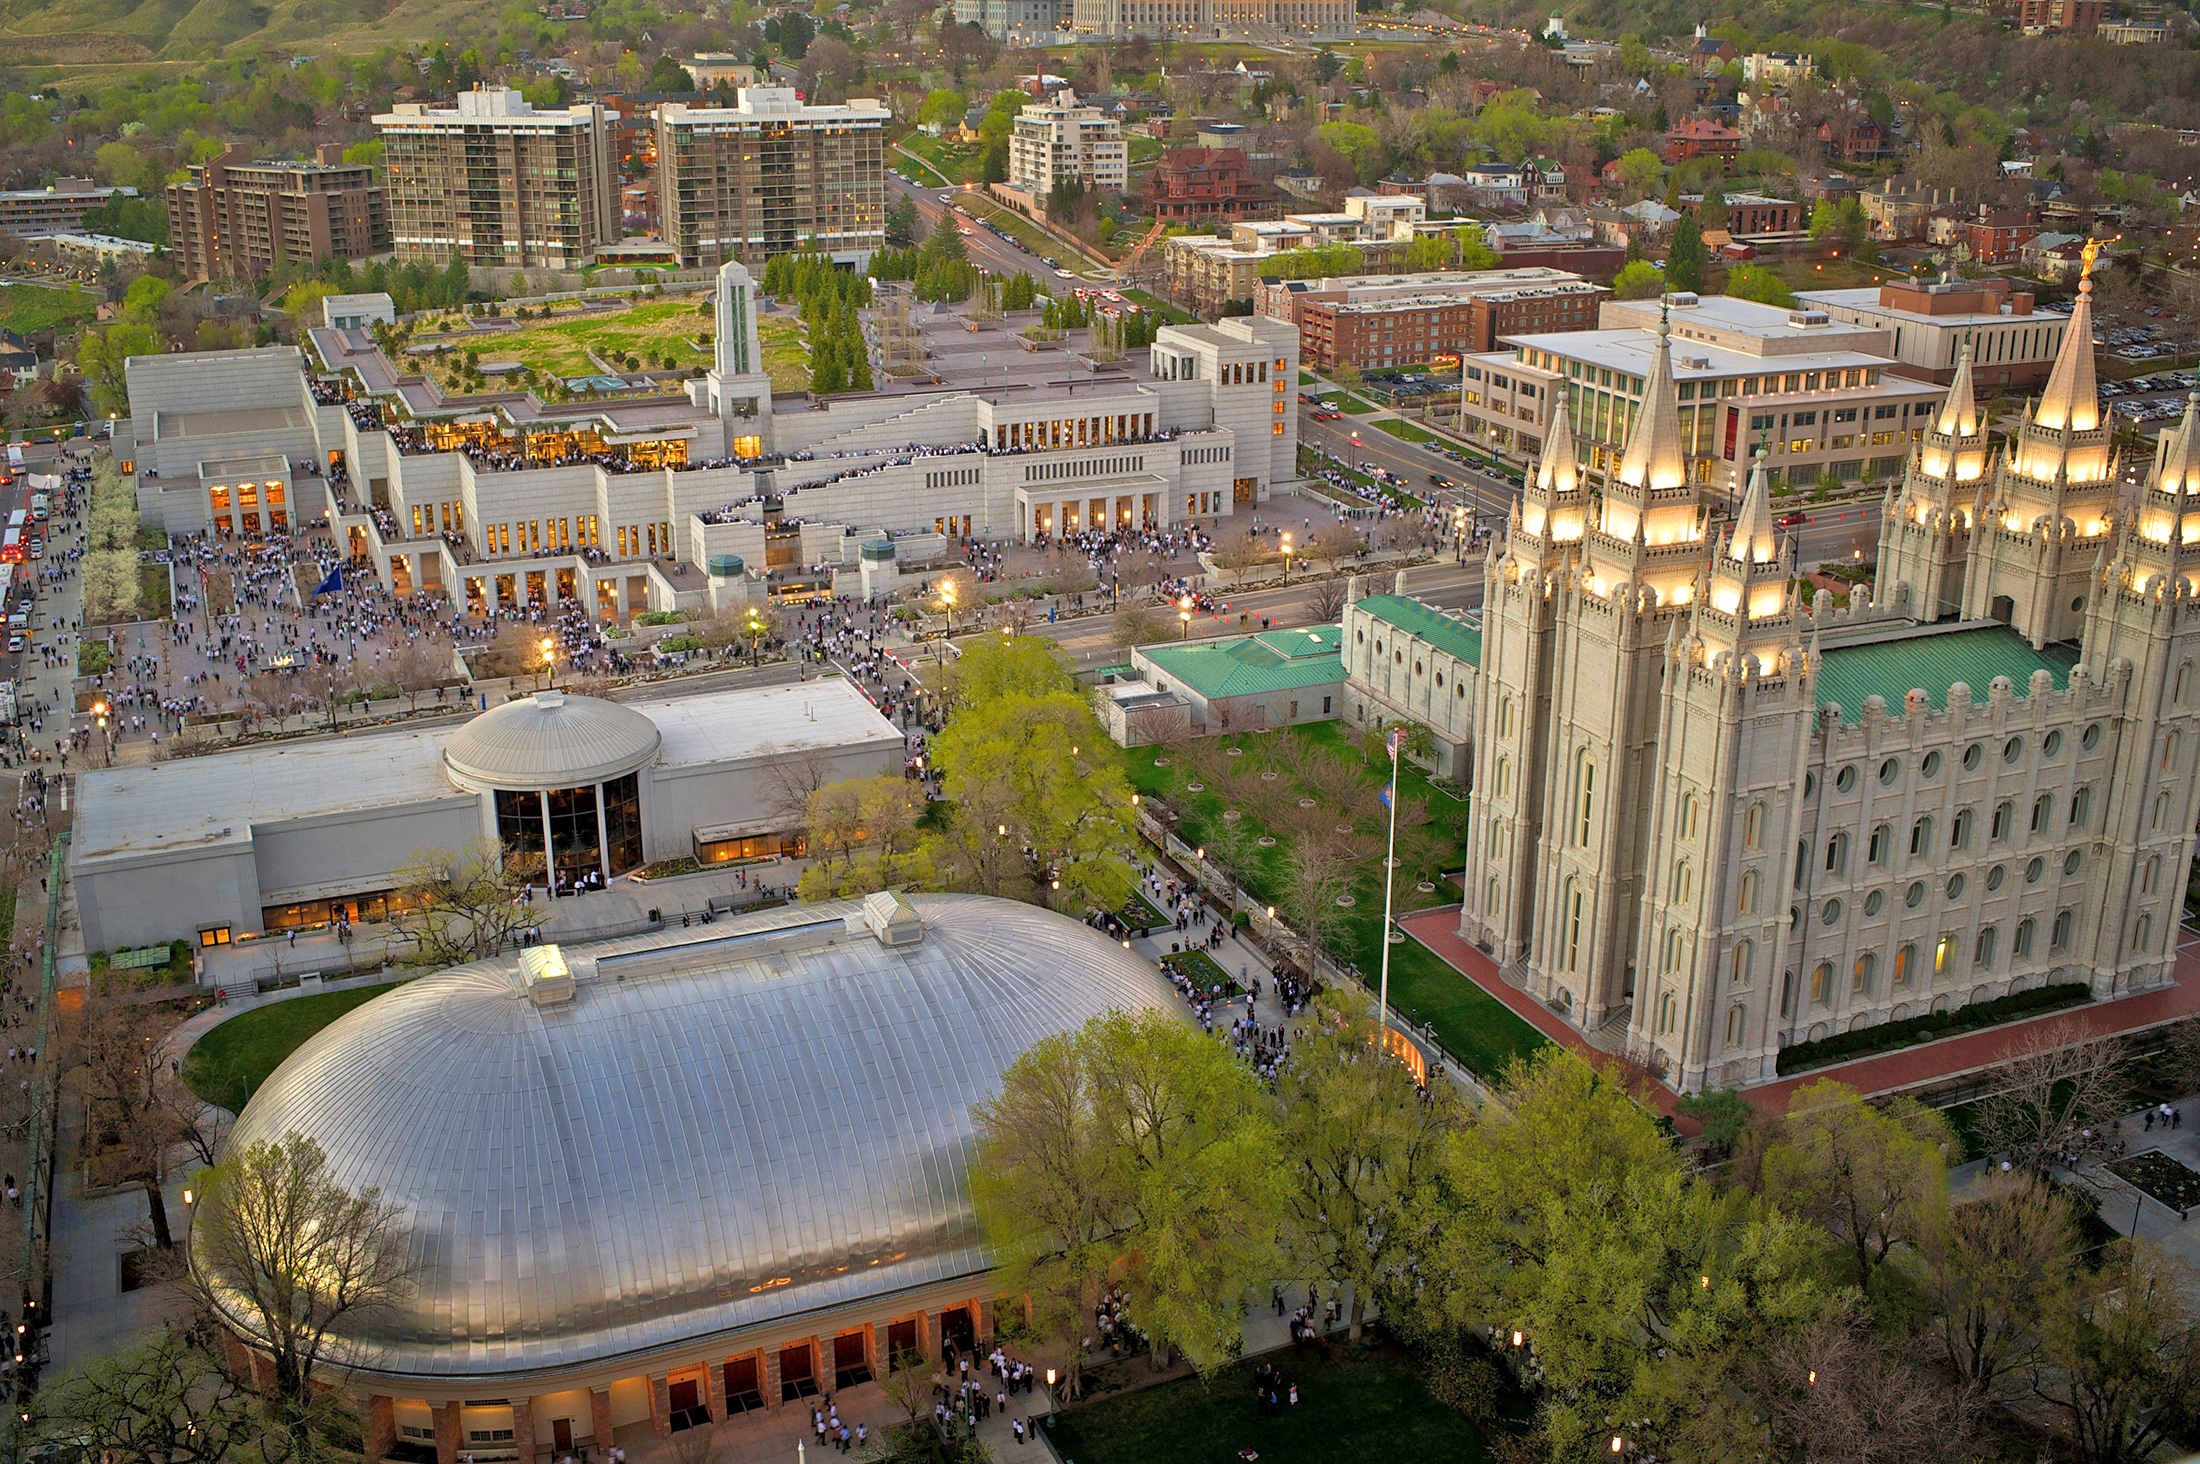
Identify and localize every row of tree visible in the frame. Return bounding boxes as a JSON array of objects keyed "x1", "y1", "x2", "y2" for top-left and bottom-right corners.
[{"x1": 975, "y1": 1019, "x2": 2200, "y2": 1464}]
